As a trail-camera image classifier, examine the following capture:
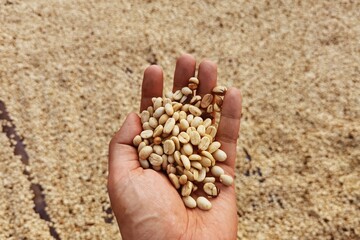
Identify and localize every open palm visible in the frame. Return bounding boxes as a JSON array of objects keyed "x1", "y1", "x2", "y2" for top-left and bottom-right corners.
[{"x1": 108, "y1": 54, "x2": 242, "y2": 240}]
